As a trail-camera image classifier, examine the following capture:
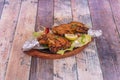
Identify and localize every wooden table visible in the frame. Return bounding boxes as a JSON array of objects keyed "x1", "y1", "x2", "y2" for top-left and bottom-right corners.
[{"x1": 0, "y1": 0, "x2": 120, "y2": 80}]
